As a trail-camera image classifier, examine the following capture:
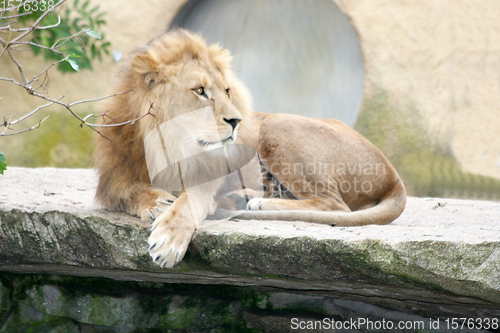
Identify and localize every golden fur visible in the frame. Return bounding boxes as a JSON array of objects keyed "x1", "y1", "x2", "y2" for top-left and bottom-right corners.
[{"x1": 95, "y1": 30, "x2": 407, "y2": 268}]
